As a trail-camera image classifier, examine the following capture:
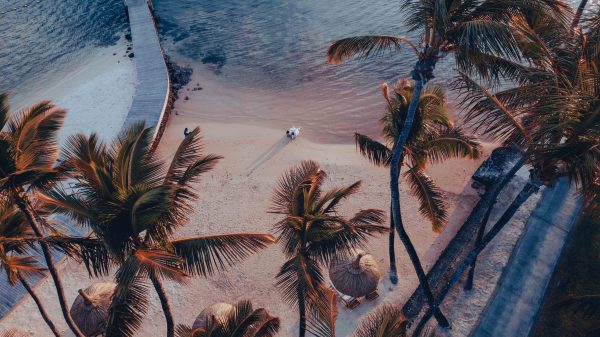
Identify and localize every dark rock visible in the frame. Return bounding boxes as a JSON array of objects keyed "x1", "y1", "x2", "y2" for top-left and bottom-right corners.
[
  {"x1": 184, "y1": 96, "x2": 189, "y2": 101},
  {"x1": 128, "y1": 53, "x2": 134, "y2": 58},
  {"x1": 472, "y1": 146, "x2": 522, "y2": 191},
  {"x1": 164, "y1": 55, "x2": 193, "y2": 100},
  {"x1": 125, "y1": 33, "x2": 132, "y2": 41},
  {"x1": 113, "y1": 53, "x2": 117, "y2": 56}
]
